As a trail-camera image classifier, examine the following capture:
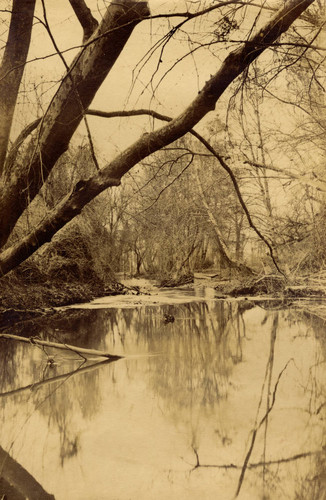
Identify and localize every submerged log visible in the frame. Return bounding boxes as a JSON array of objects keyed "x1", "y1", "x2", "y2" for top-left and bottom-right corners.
[{"x1": 0, "y1": 333, "x2": 122, "y2": 360}]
